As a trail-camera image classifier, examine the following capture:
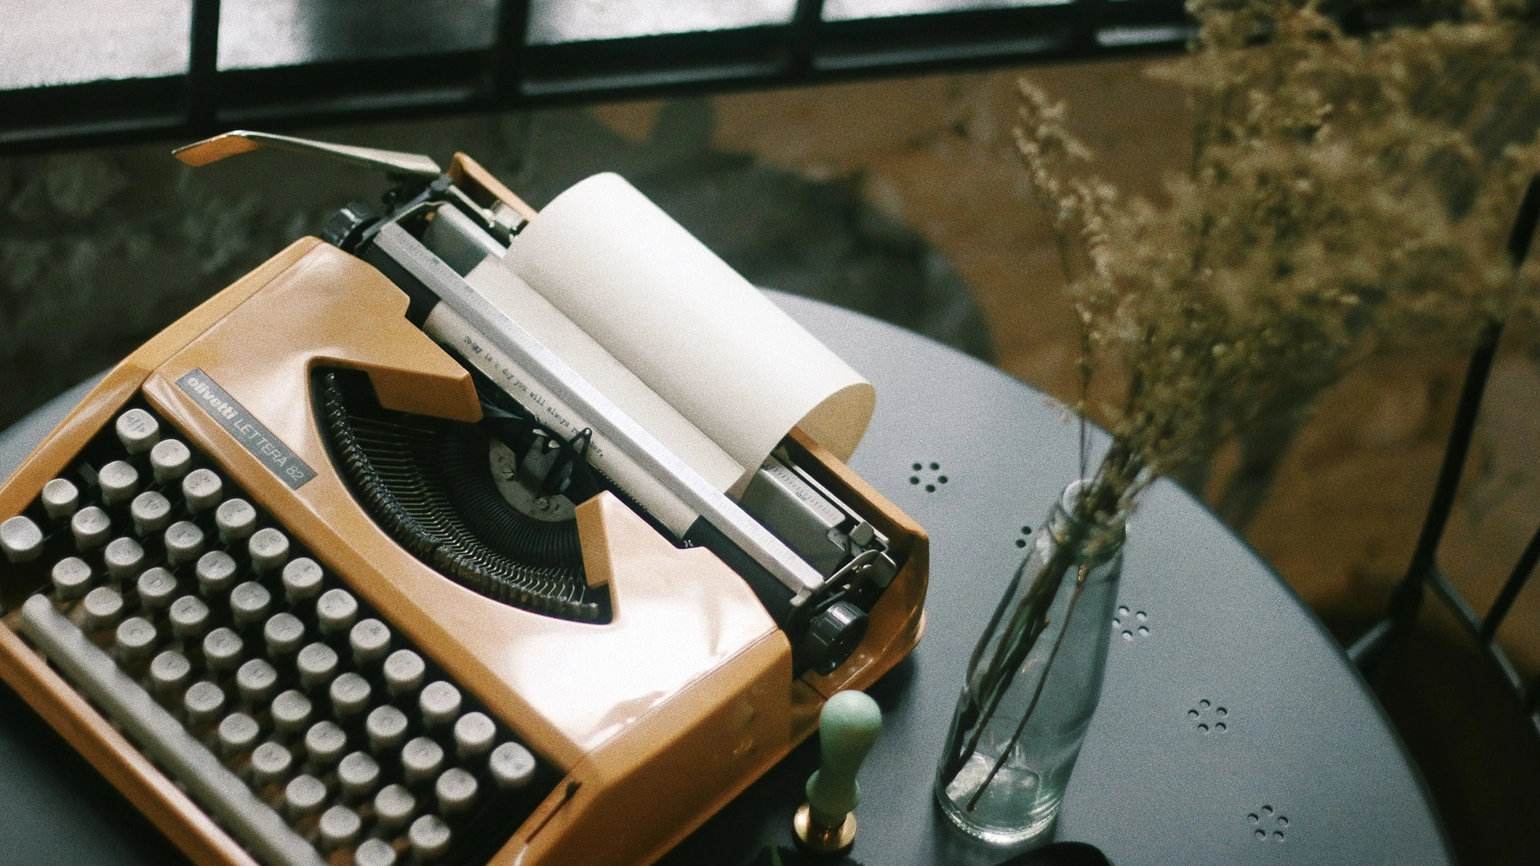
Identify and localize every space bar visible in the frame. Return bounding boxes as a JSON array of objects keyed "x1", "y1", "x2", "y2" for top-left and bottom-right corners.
[{"x1": 20, "y1": 595, "x2": 325, "y2": 866}]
